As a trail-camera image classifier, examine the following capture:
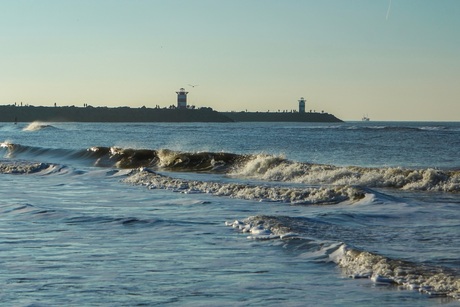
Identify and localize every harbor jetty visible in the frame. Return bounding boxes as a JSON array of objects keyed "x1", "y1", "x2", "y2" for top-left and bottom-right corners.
[{"x1": 1, "y1": 90, "x2": 342, "y2": 123}]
